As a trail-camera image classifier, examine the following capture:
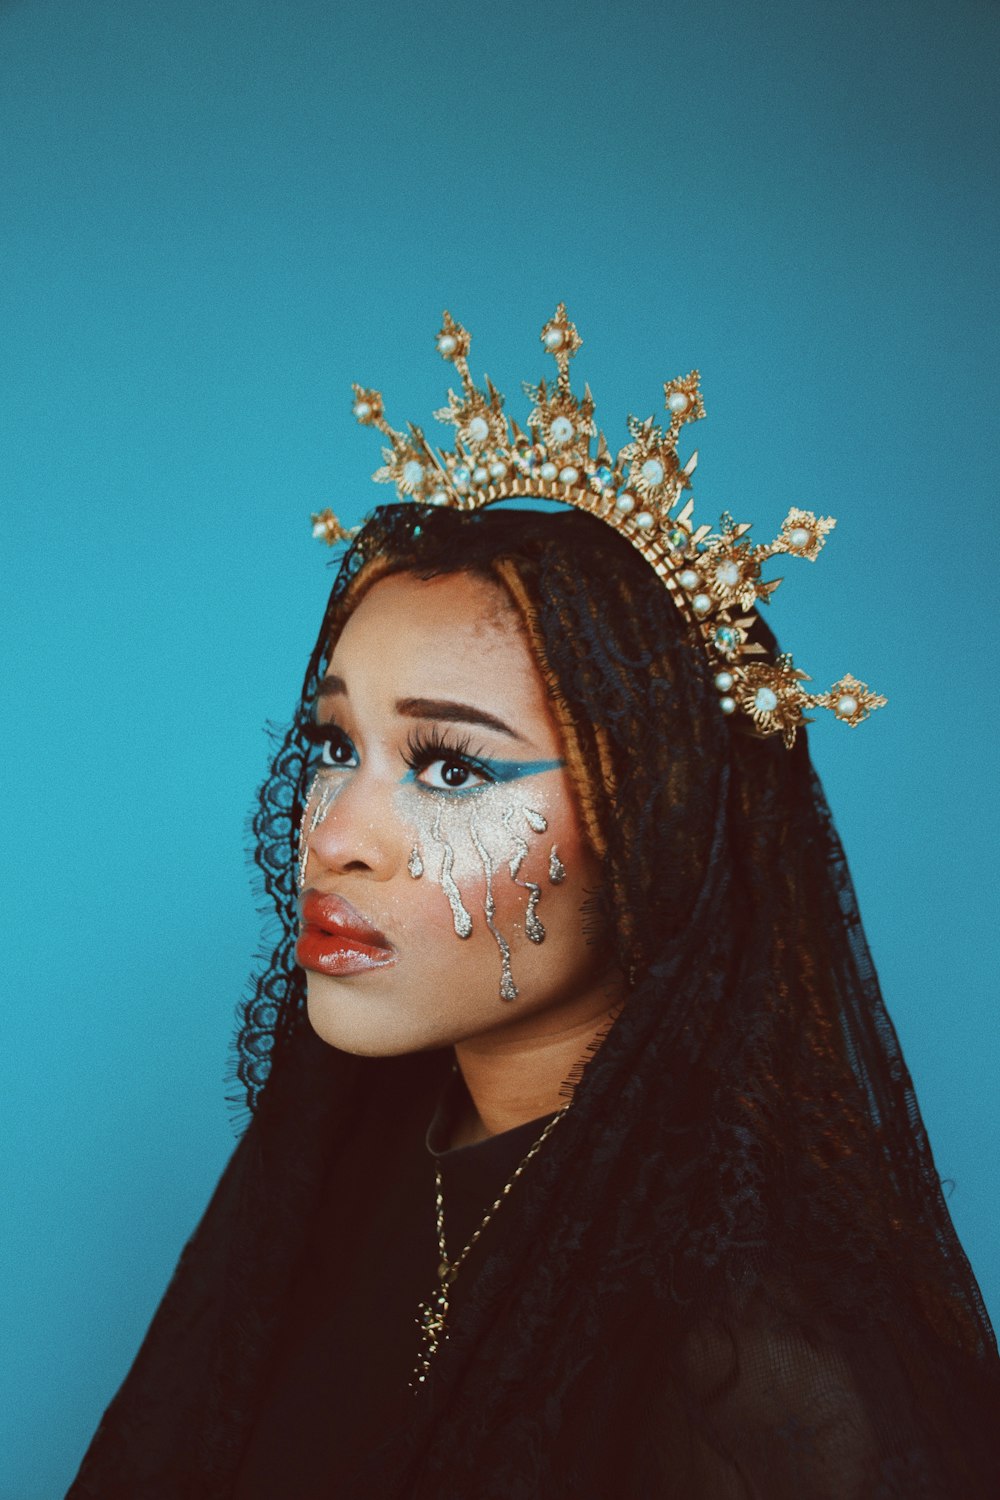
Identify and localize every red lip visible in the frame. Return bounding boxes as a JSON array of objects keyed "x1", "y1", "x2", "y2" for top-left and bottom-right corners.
[{"x1": 297, "y1": 889, "x2": 397, "y2": 976}]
